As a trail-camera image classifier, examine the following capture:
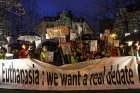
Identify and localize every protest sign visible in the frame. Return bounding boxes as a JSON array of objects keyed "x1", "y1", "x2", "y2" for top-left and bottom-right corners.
[
  {"x1": 113, "y1": 40, "x2": 120, "y2": 47},
  {"x1": 47, "y1": 26, "x2": 69, "y2": 39},
  {"x1": 0, "y1": 57, "x2": 140, "y2": 90},
  {"x1": 70, "y1": 32, "x2": 77, "y2": 40},
  {"x1": 61, "y1": 43, "x2": 71, "y2": 55},
  {"x1": 35, "y1": 40, "x2": 42, "y2": 48},
  {"x1": 90, "y1": 40, "x2": 98, "y2": 51}
]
